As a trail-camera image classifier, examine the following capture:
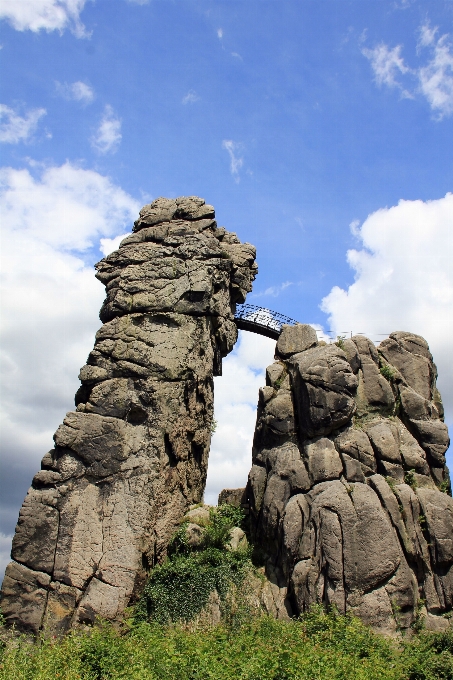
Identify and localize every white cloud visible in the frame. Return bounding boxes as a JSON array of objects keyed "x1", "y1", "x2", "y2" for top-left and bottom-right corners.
[
  {"x1": 251, "y1": 281, "x2": 293, "y2": 299},
  {"x1": 0, "y1": 533, "x2": 13, "y2": 584},
  {"x1": 321, "y1": 193, "x2": 453, "y2": 424},
  {"x1": 222, "y1": 139, "x2": 243, "y2": 182},
  {"x1": 0, "y1": 161, "x2": 140, "y2": 571},
  {"x1": 91, "y1": 104, "x2": 122, "y2": 154},
  {"x1": 362, "y1": 43, "x2": 410, "y2": 88},
  {"x1": 0, "y1": 0, "x2": 90, "y2": 38},
  {"x1": 100, "y1": 232, "x2": 129, "y2": 255},
  {"x1": 182, "y1": 90, "x2": 199, "y2": 105},
  {"x1": 418, "y1": 33, "x2": 453, "y2": 118},
  {"x1": 217, "y1": 28, "x2": 223, "y2": 39},
  {"x1": 56, "y1": 80, "x2": 94, "y2": 104},
  {"x1": 205, "y1": 332, "x2": 276, "y2": 504},
  {"x1": 363, "y1": 23, "x2": 453, "y2": 118},
  {"x1": 0, "y1": 104, "x2": 47, "y2": 143},
  {"x1": 418, "y1": 23, "x2": 438, "y2": 49}
]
